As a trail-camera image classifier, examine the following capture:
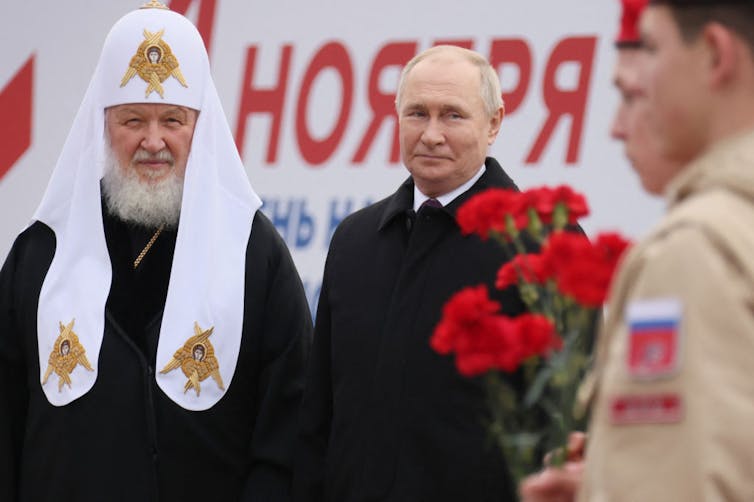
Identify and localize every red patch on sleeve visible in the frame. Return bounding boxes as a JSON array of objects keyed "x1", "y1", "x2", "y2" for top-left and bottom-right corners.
[{"x1": 610, "y1": 393, "x2": 683, "y2": 425}]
